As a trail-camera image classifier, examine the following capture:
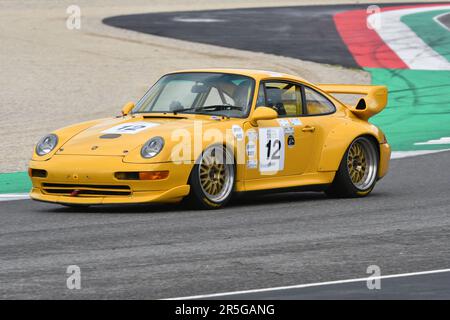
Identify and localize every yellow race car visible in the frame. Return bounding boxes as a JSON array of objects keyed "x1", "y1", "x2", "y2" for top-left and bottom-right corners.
[{"x1": 29, "y1": 69, "x2": 390, "y2": 209}]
